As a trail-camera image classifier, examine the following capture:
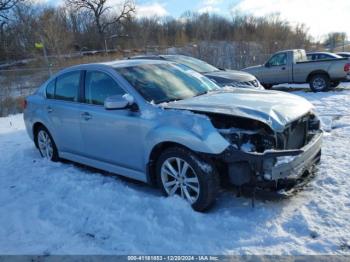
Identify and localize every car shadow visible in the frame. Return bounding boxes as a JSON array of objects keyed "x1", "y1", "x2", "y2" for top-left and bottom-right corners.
[{"x1": 59, "y1": 158, "x2": 163, "y2": 197}]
